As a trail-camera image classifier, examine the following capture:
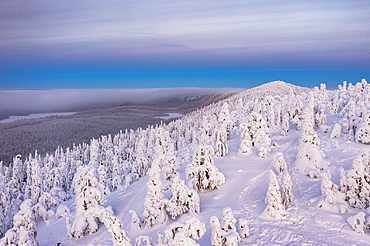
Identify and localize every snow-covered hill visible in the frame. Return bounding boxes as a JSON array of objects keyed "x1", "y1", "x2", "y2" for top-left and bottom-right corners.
[{"x1": 2, "y1": 79, "x2": 370, "y2": 245}]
